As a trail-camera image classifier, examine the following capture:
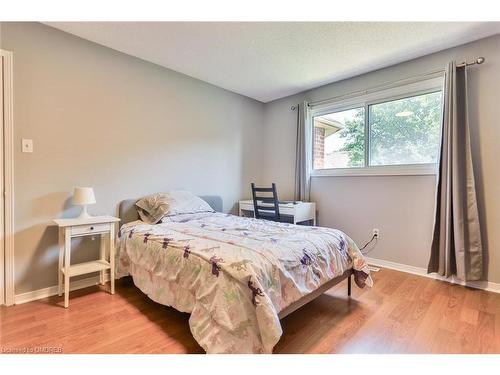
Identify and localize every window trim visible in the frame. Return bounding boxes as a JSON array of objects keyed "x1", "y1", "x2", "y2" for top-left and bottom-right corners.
[
  {"x1": 311, "y1": 163, "x2": 438, "y2": 177},
  {"x1": 309, "y1": 76, "x2": 444, "y2": 177}
]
